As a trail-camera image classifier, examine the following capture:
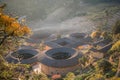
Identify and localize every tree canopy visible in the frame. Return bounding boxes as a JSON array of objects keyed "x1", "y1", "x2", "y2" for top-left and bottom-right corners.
[
  {"x1": 0, "y1": 10, "x2": 31, "y2": 55},
  {"x1": 110, "y1": 40, "x2": 120, "y2": 52},
  {"x1": 112, "y1": 20, "x2": 120, "y2": 35},
  {"x1": 0, "y1": 5, "x2": 32, "y2": 79}
]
